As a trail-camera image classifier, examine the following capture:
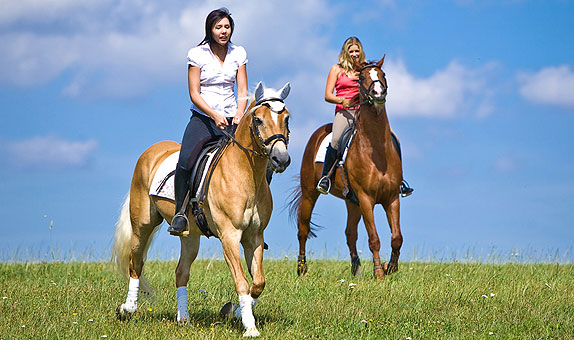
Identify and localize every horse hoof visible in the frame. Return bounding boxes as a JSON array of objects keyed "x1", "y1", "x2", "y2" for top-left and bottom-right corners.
[
  {"x1": 219, "y1": 302, "x2": 239, "y2": 319},
  {"x1": 384, "y1": 262, "x2": 398, "y2": 275},
  {"x1": 243, "y1": 327, "x2": 261, "y2": 337},
  {"x1": 351, "y1": 256, "x2": 361, "y2": 276},
  {"x1": 297, "y1": 256, "x2": 308, "y2": 276},
  {"x1": 115, "y1": 304, "x2": 132, "y2": 321}
]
